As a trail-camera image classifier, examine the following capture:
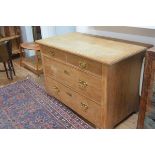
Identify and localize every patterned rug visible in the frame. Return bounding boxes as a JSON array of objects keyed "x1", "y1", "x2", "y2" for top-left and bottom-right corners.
[{"x1": 0, "y1": 77, "x2": 93, "y2": 129}]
